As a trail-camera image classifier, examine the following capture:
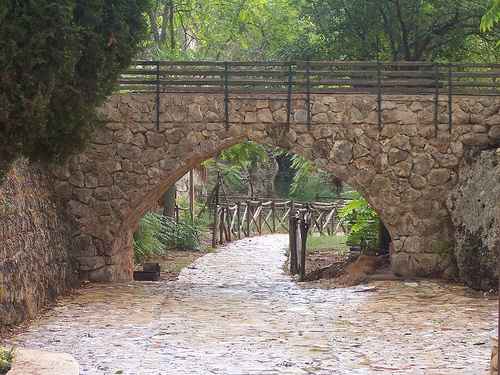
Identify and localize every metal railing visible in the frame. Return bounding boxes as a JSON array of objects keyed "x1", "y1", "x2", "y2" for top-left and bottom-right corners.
[{"x1": 120, "y1": 61, "x2": 500, "y2": 96}]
